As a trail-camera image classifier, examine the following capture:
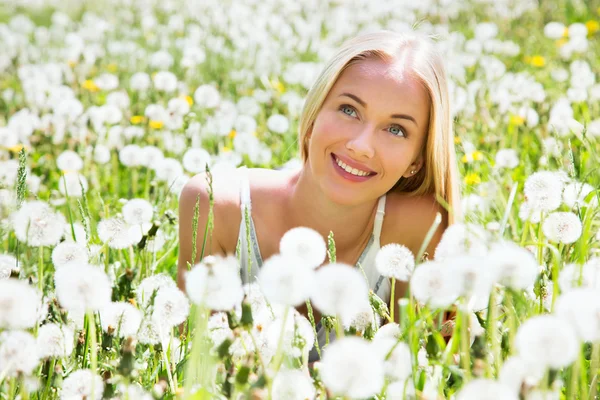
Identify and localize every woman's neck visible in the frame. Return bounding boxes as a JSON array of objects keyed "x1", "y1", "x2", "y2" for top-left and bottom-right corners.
[{"x1": 283, "y1": 165, "x2": 380, "y2": 255}]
